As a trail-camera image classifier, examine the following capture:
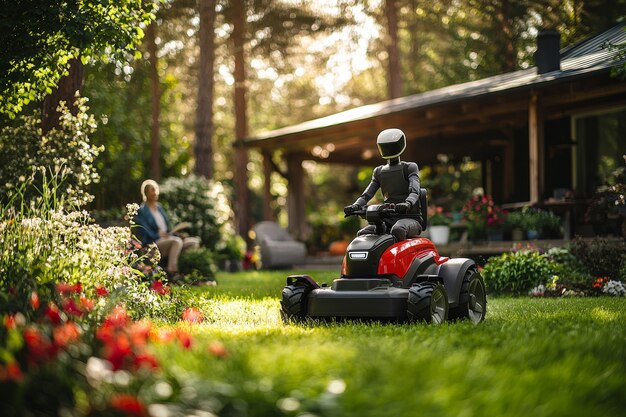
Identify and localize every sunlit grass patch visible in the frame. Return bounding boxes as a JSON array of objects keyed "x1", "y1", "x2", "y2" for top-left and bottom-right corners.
[{"x1": 163, "y1": 271, "x2": 626, "y2": 417}]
